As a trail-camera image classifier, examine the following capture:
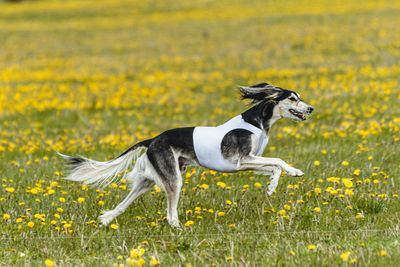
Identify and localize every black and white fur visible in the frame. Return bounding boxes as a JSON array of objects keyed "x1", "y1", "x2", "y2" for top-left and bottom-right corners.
[{"x1": 58, "y1": 83, "x2": 314, "y2": 227}]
